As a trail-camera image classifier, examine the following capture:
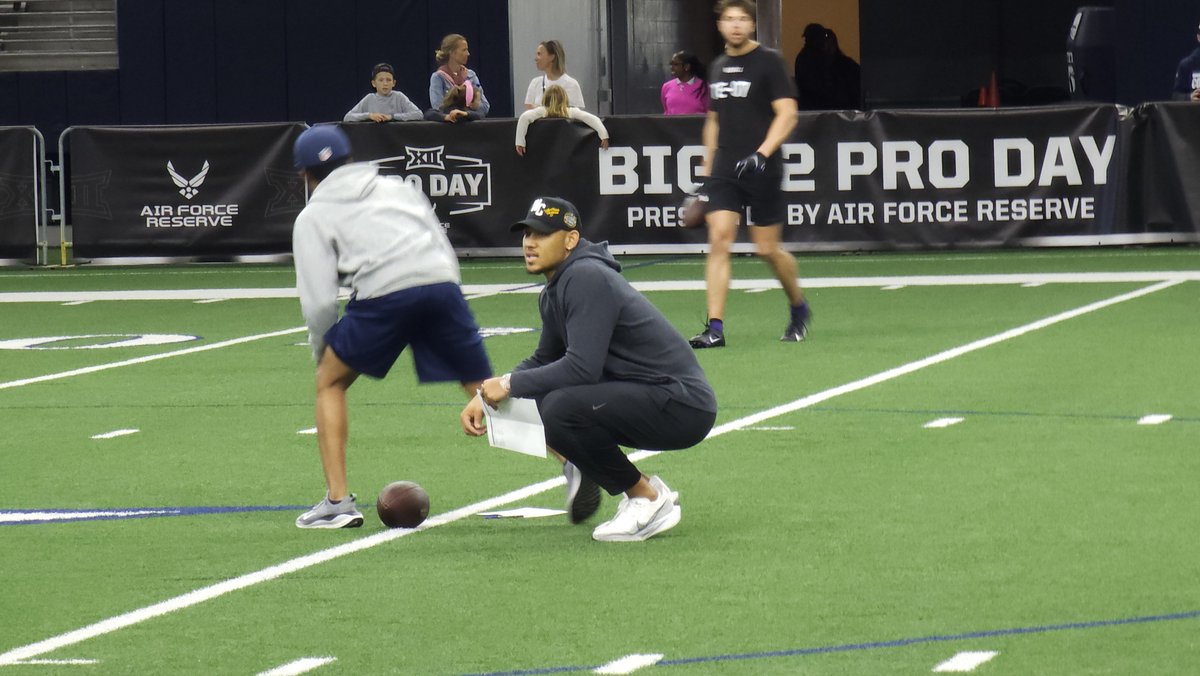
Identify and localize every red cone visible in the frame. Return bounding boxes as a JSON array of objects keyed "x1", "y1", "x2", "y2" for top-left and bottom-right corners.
[{"x1": 986, "y1": 71, "x2": 1000, "y2": 107}]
